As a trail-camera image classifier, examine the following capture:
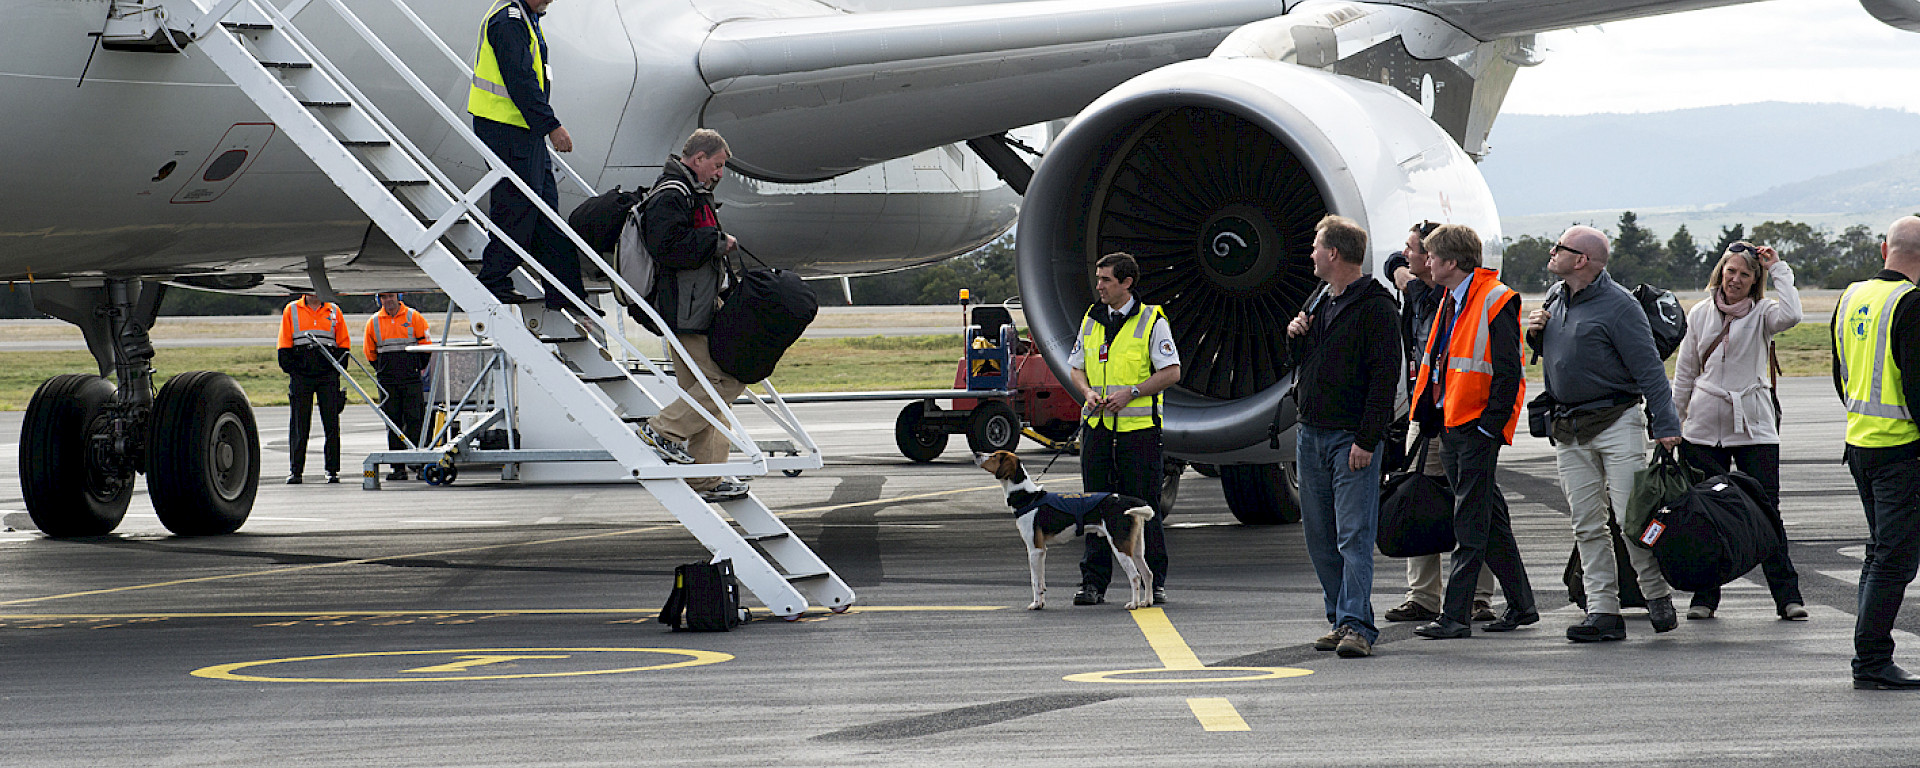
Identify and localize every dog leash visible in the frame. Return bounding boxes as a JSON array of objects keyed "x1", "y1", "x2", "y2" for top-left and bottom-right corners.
[{"x1": 1030, "y1": 422, "x2": 1080, "y2": 484}]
